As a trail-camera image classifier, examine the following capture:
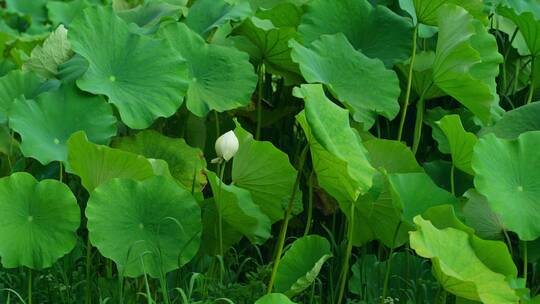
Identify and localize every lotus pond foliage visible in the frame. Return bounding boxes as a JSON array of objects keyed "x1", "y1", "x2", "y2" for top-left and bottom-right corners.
[{"x1": 0, "y1": 0, "x2": 539, "y2": 303}]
